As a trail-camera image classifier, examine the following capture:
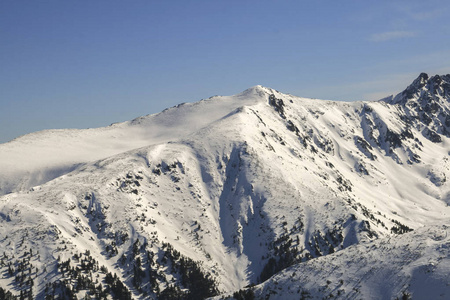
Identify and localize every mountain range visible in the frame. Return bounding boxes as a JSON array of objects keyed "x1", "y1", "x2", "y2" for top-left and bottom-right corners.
[{"x1": 0, "y1": 73, "x2": 449, "y2": 299}]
